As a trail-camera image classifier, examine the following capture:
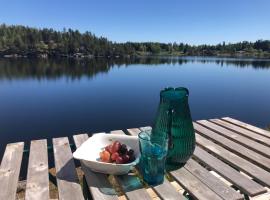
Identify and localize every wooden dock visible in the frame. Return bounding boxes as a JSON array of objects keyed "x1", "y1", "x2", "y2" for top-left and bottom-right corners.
[{"x1": 1, "y1": 117, "x2": 270, "y2": 200}]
